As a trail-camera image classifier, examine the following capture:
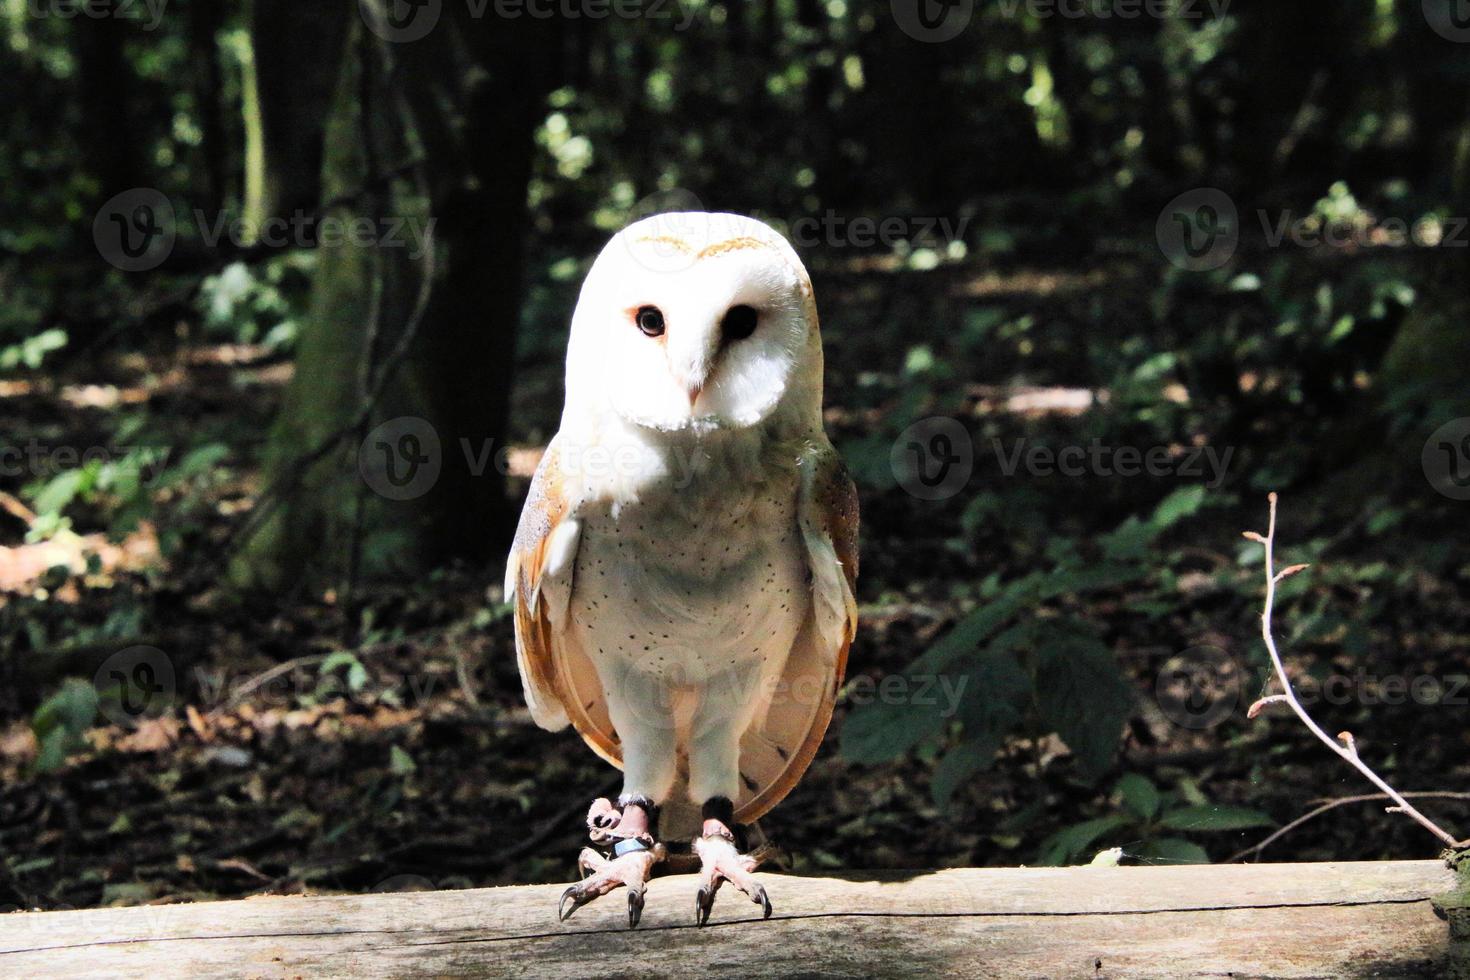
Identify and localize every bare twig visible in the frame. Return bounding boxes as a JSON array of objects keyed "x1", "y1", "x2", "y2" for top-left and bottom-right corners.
[
  {"x1": 1245, "y1": 493, "x2": 1466, "y2": 850},
  {"x1": 223, "y1": 654, "x2": 329, "y2": 707},
  {"x1": 0, "y1": 490, "x2": 37, "y2": 526},
  {"x1": 1227, "y1": 792, "x2": 1470, "y2": 863}
]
